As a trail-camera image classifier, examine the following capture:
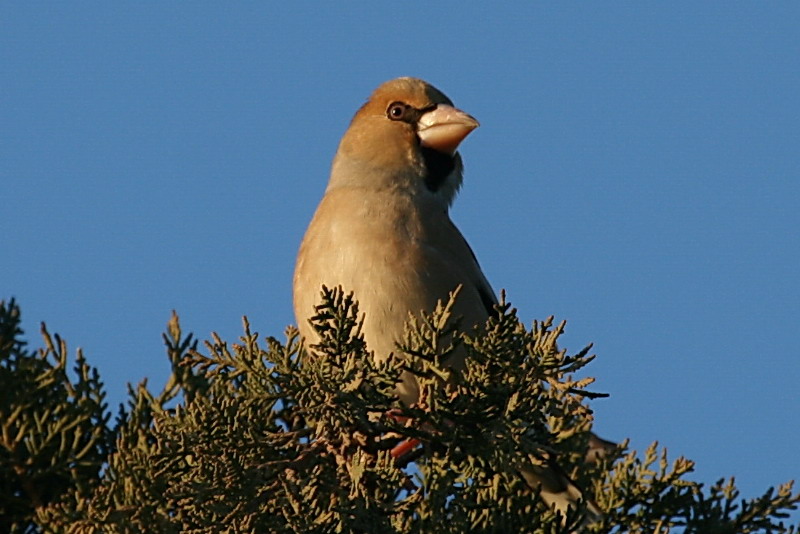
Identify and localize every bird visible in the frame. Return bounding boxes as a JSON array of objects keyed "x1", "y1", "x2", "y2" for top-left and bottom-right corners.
[{"x1": 293, "y1": 77, "x2": 606, "y2": 522}]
